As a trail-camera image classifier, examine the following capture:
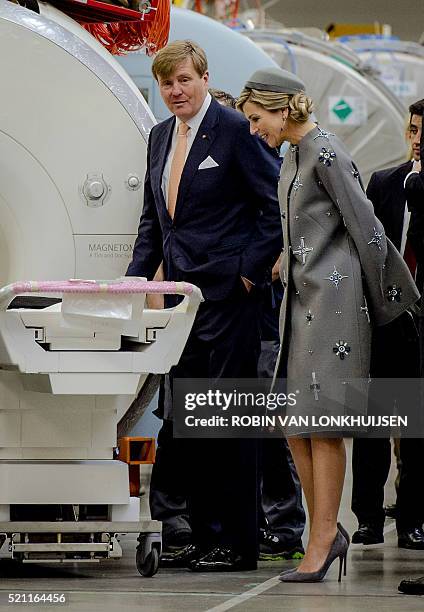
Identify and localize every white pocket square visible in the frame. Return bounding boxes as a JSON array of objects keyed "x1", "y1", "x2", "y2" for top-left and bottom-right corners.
[{"x1": 198, "y1": 156, "x2": 219, "y2": 170}]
